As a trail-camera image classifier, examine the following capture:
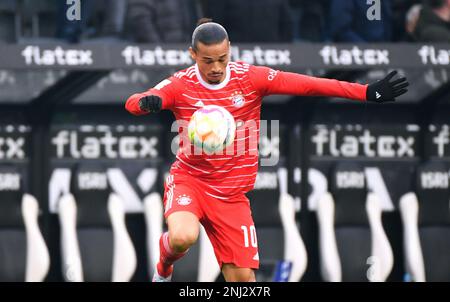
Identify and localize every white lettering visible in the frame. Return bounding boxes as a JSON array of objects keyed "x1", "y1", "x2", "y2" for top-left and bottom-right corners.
[
  {"x1": 421, "y1": 172, "x2": 449, "y2": 189},
  {"x1": 336, "y1": 171, "x2": 365, "y2": 188},
  {"x1": 0, "y1": 173, "x2": 20, "y2": 191},
  {"x1": 21, "y1": 46, "x2": 93, "y2": 66},
  {"x1": 320, "y1": 46, "x2": 390, "y2": 66},
  {"x1": 51, "y1": 129, "x2": 159, "y2": 159},
  {"x1": 310, "y1": 127, "x2": 417, "y2": 158},
  {"x1": 78, "y1": 172, "x2": 108, "y2": 190}
]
